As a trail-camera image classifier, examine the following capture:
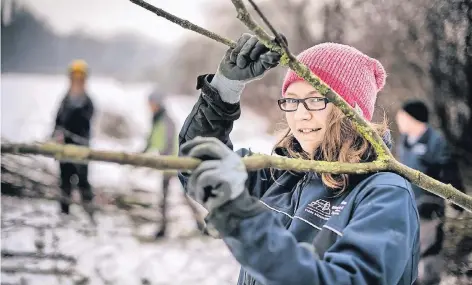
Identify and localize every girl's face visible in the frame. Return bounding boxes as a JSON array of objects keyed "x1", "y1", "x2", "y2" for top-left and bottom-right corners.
[{"x1": 283, "y1": 81, "x2": 333, "y2": 155}]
